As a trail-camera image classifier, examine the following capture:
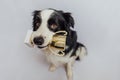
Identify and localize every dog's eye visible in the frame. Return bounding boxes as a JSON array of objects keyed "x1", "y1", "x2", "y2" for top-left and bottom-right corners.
[
  {"x1": 33, "y1": 23, "x2": 40, "y2": 31},
  {"x1": 50, "y1": 24, "x2": 58, "y2": 29},
  {"x1": 36, "y1": 23, "x2": 40, "y2": 27},
  {"x1": 33, "y1": 16, "x2": 41, "y2": 31}
]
